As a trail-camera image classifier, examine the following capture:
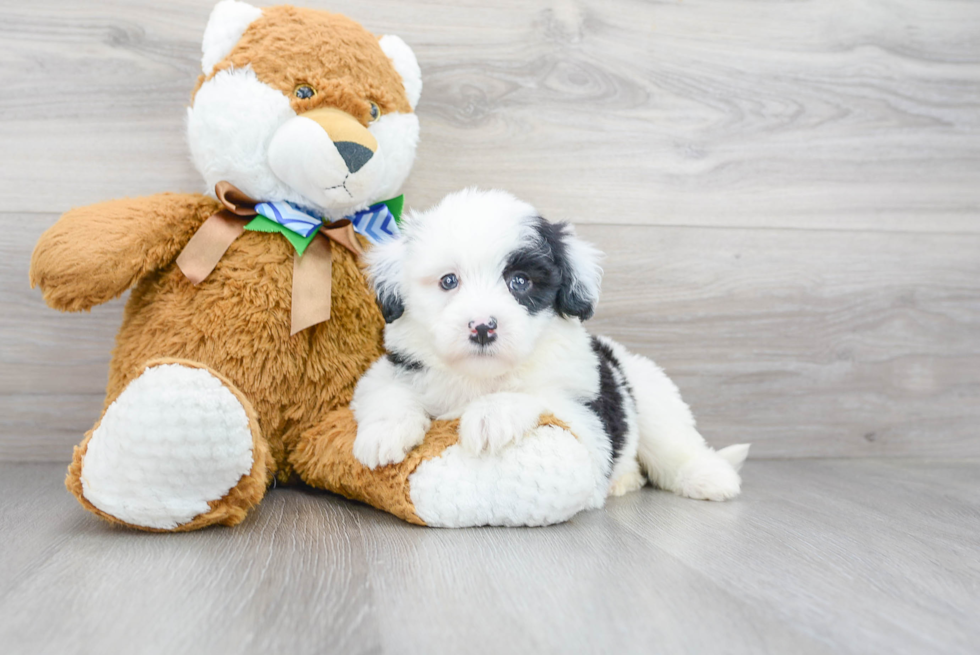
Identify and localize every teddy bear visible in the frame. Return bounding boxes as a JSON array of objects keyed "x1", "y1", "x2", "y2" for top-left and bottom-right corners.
[{"x1": 29, "y1": 0, "x2": 601, "y2": 531}]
